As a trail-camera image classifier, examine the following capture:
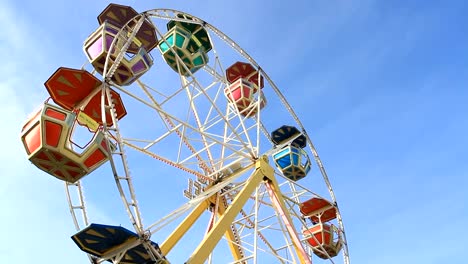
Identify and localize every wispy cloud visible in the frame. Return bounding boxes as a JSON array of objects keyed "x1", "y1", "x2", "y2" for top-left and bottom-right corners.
[{"x1": 0, "y1": 2, "x2": 101, "y2": 263}]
